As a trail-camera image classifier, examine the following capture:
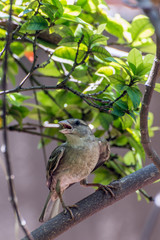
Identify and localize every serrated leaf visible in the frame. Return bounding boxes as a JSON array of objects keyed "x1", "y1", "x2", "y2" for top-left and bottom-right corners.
[{"x1": 26, "y1": 16, "x2": 48, "y2": 30}]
